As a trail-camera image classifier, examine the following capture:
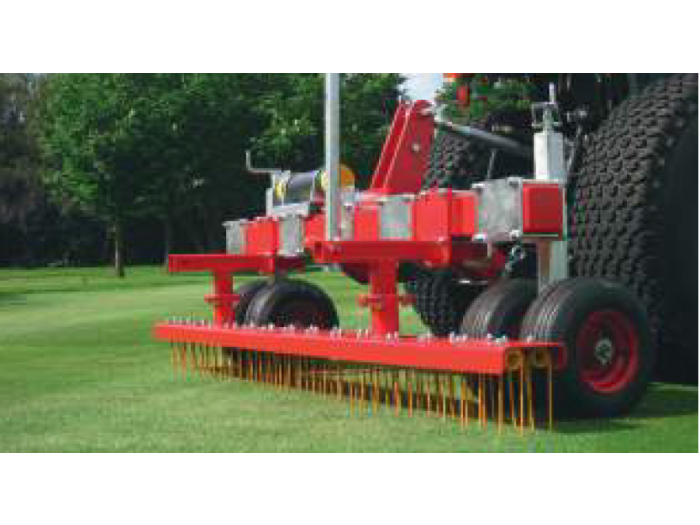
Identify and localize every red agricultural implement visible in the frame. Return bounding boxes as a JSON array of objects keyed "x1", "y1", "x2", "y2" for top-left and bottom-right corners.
[{"x1": 155, "y1": 74, "x2": 658, "y2": 430}]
